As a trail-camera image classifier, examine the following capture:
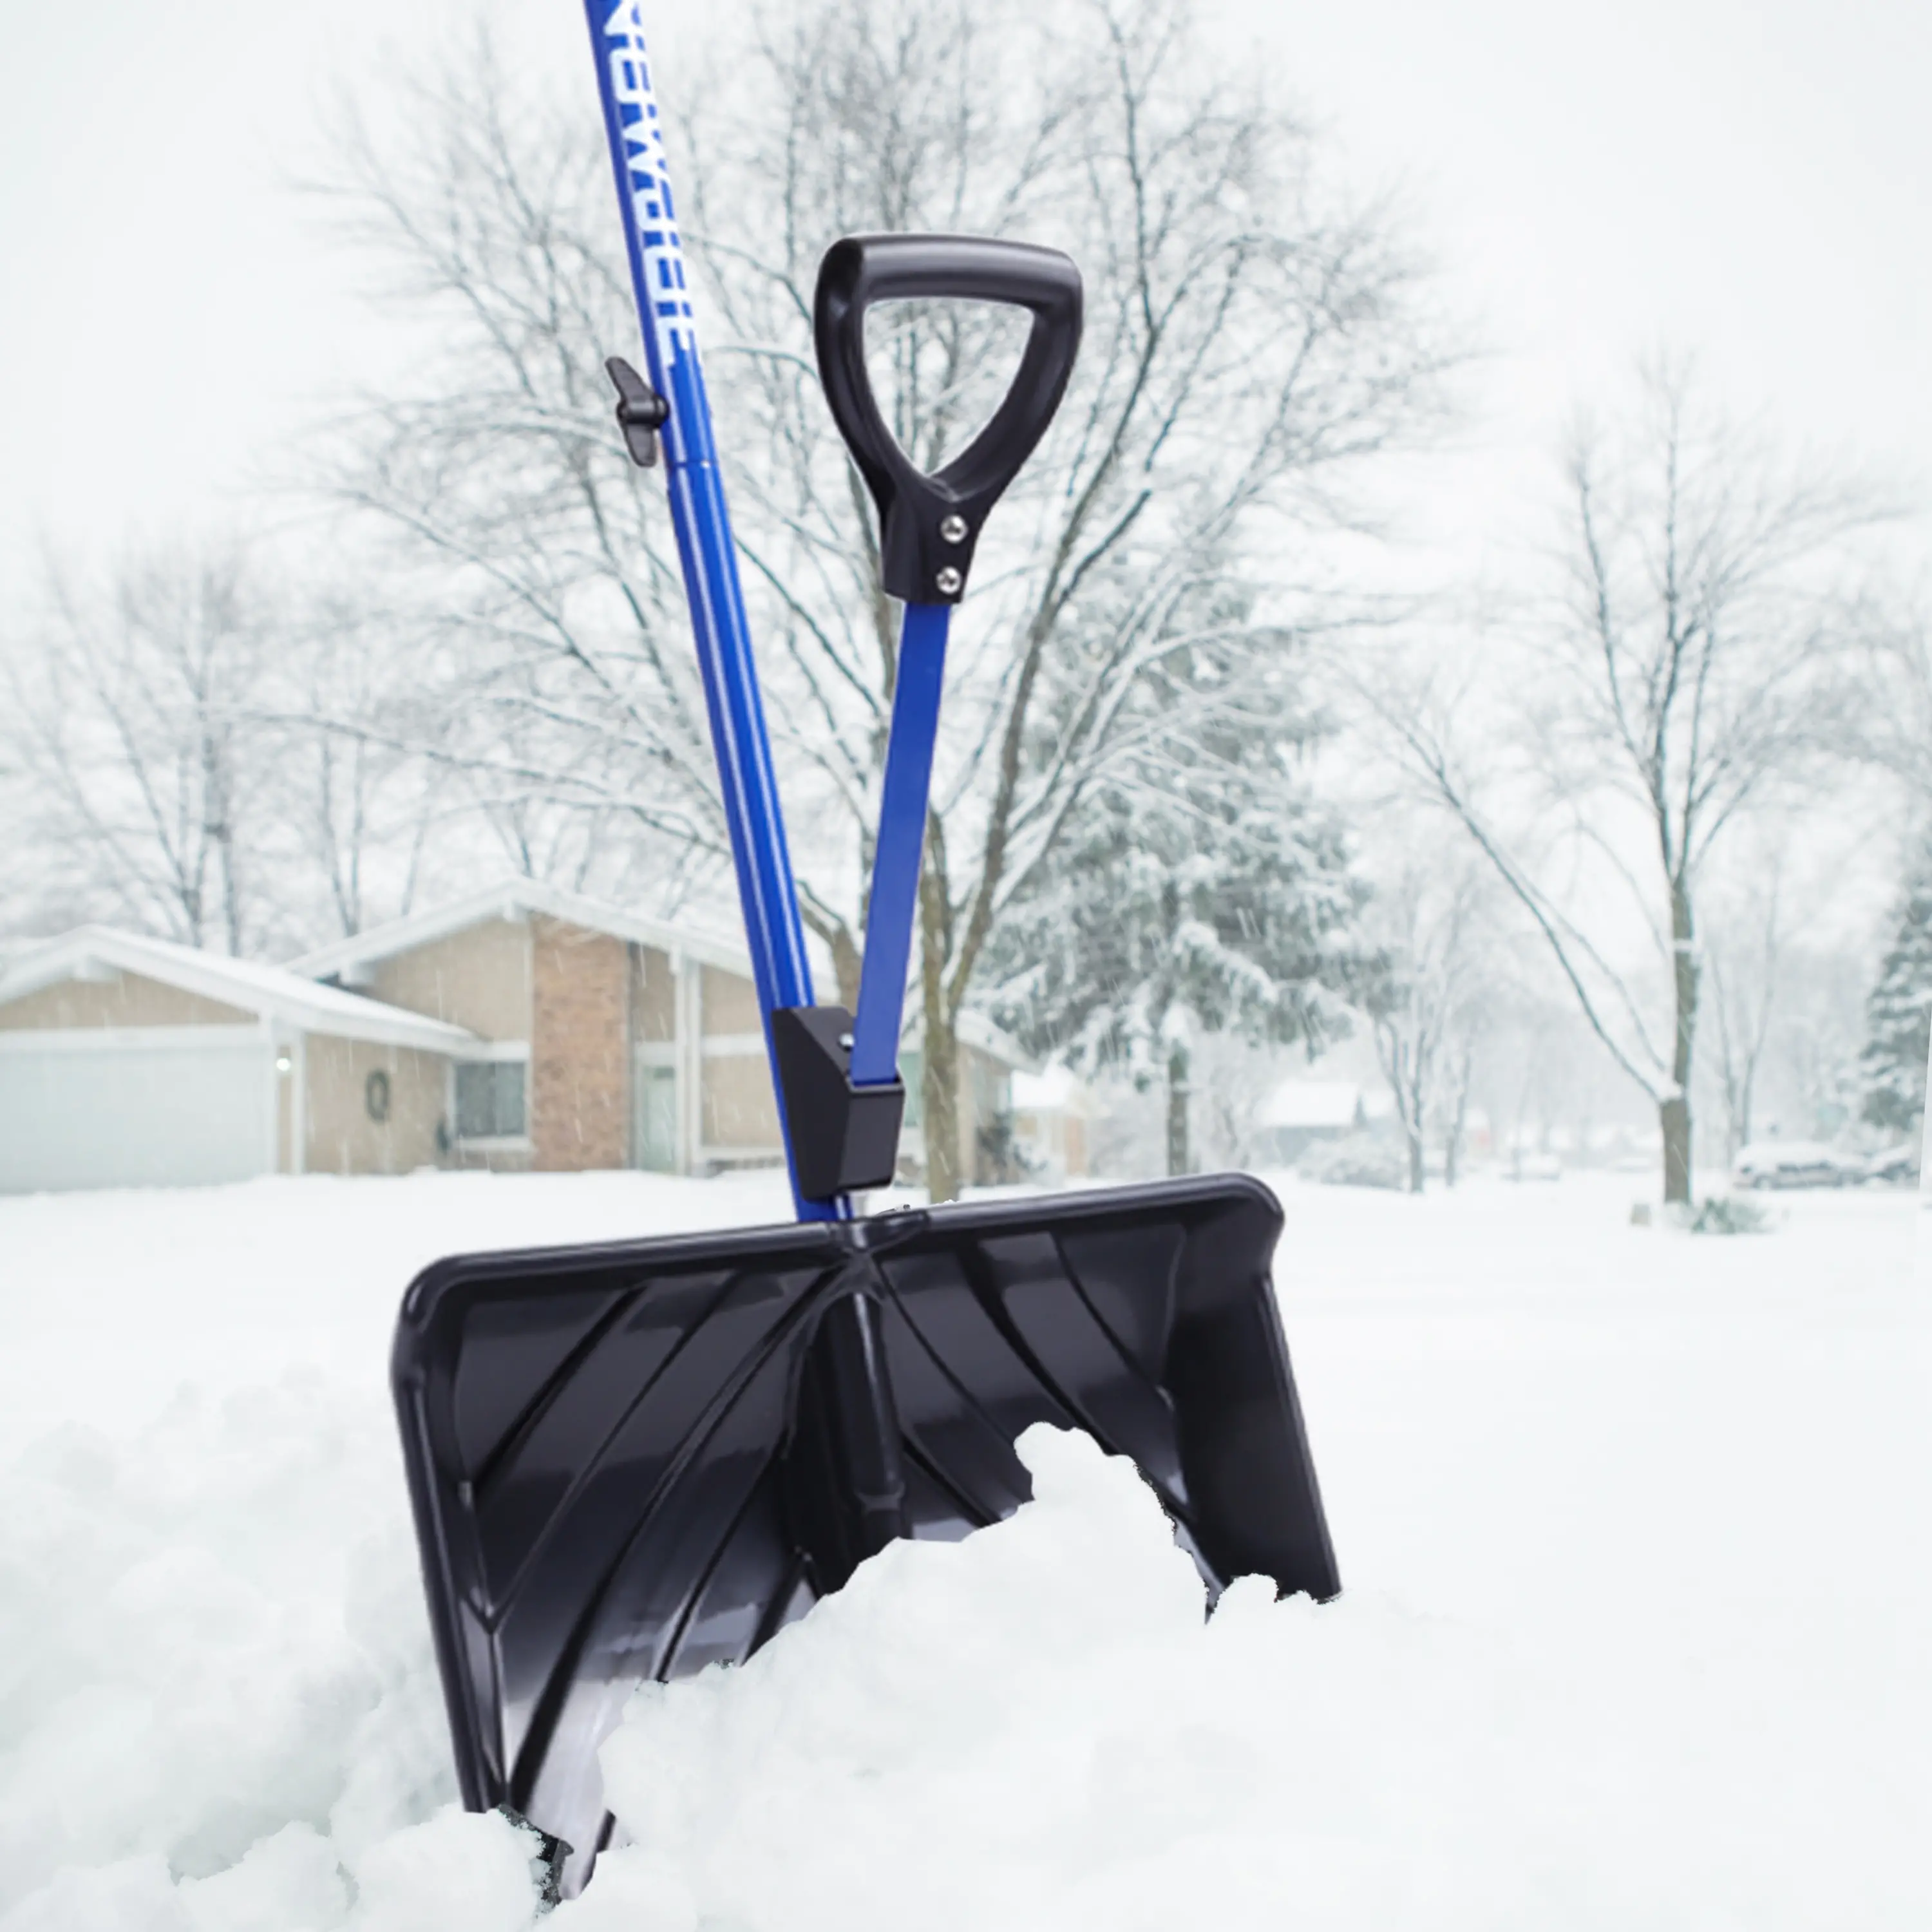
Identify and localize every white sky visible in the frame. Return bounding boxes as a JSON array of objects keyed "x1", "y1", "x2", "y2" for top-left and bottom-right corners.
[{"x1": 0, "y1": 0, "x2": 1924, "y2": 596}]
